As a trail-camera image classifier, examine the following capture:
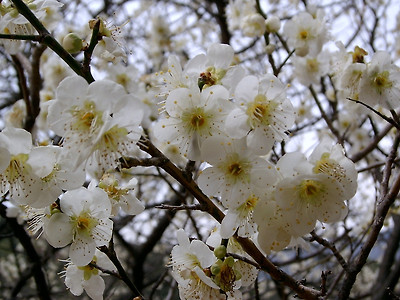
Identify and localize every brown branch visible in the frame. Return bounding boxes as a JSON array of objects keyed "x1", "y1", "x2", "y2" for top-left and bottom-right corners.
[
  {"x1": 309, "y1": 231, "x2": 349, "y2": 272},
  {"x1": 0, "y1": 203, "x2": 51, "y2": 300},
  {"x1": 338, "y1": 132, "x2": 400, "y2": 299}
]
